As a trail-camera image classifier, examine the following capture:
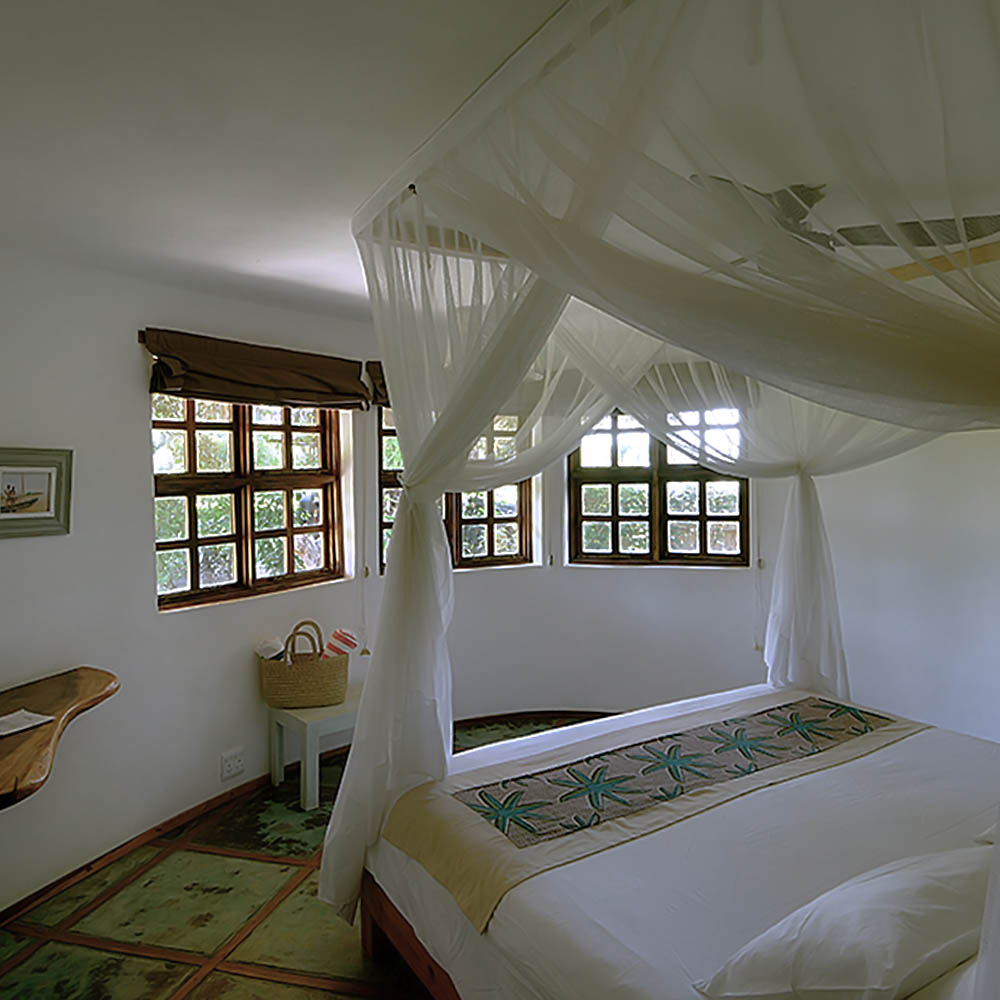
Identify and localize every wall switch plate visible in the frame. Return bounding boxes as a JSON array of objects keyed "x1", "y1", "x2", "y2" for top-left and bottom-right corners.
[{"x1": 220, "y1": 746, "x2": 245, "y2": 781}]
